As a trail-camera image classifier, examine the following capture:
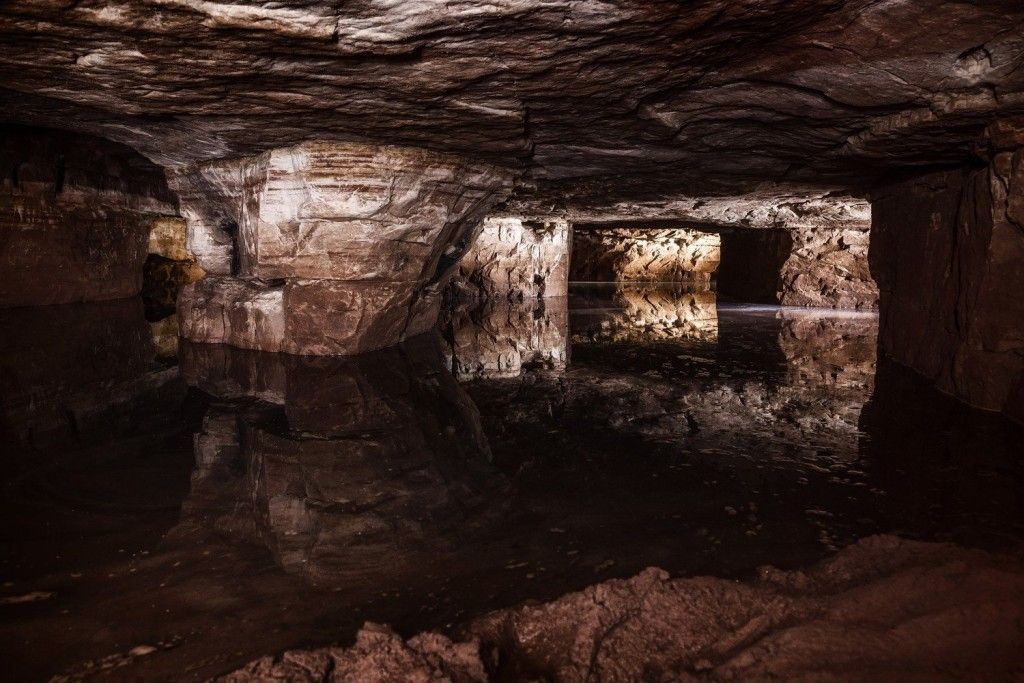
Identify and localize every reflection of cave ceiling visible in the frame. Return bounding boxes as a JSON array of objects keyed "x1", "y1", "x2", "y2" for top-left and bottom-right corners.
[{"x1": 2, "y1": 1, "x2": 1023, "y2": 197}]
